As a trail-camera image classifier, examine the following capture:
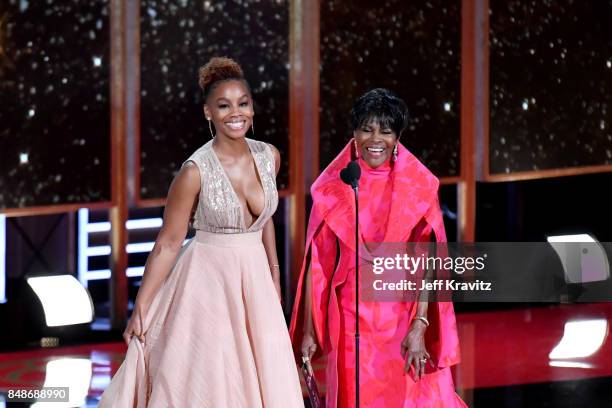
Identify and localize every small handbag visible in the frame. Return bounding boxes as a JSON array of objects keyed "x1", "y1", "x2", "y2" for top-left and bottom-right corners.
[{"x1": 301, "y1": 356, "x2": 323, "y2": 408}]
